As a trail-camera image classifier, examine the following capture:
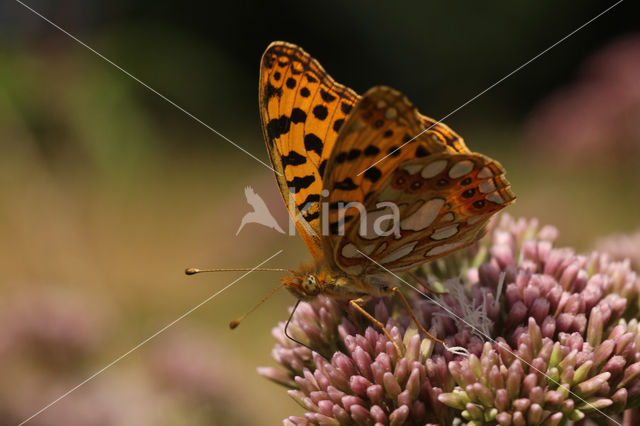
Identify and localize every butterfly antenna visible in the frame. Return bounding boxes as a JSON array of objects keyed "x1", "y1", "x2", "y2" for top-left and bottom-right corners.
[
  {"x1": 284, "y1": 299, "x2": 314, "y2": 351},
  {"x1": 185, "y1": 267, "x2": 293, "y2": 275},
  {"x1": 229, "y1": 281, "x2": 286, "y2": 329}
]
